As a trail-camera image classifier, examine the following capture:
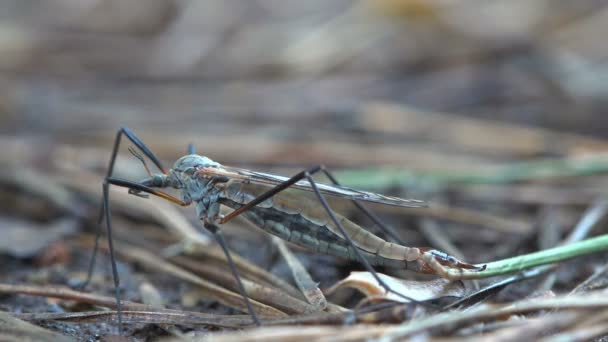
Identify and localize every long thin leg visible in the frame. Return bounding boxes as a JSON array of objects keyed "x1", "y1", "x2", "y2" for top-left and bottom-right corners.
[
  {"x1": 186, "y1": 143, "x2": 258, "y2": 324},
  {"x1": 318, "y1": 166, "x2": 405, "y2": 245},
  {"x1": 79, "y1": 127, "x2": 168, "y2": 290},
  {"x1": 302, "y1": 172, "x2": 421, "y2": 303},
  {"x1": 102, "y1": 181, "x2": 124, "y2": 334},
  {"x1": 106, "y1": 177, "x2": 190, "y2": 206},
  {"x1": 320, "y1": 167, "x2": 485, "y2": 277},
  {"x1": 77, "y1": 205, "x2": 103, "y2": 290},
  {"x1": 96, "y1": 176, "x2": 193, "y2": 334},
  {"x1": 220, "y1": 167, "x2": 322, "y2": 224},
  {"x1": 105, "y1": 177, "x2": 261, "y2": 326},
  {"x1": 220, "y1": 166, "x2": 425, "y2": 304},
  {"x1": 187, "y1": 143, "x2": 196, "y2": 155},
  {"x1": 76, "y1": 127, "x2": 169, "y2": 334},
  {"x1": 204, "y1": 222, "x2": 261, "y2": 326}
]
